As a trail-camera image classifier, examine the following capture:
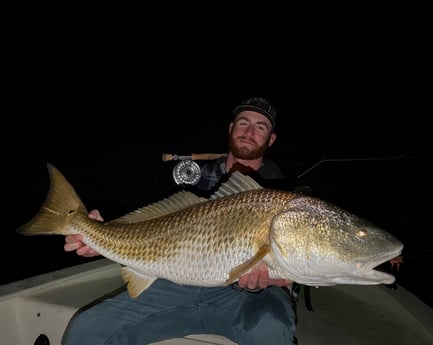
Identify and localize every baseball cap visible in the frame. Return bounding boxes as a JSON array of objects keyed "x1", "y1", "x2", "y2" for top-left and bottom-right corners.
[{"x1": 233, "y1": 97, "x2": 277, "y2": 131}]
